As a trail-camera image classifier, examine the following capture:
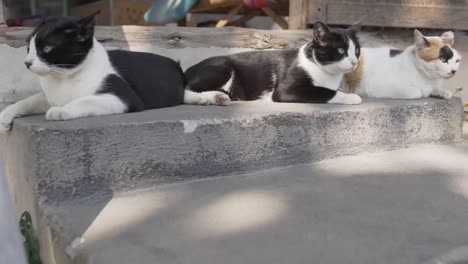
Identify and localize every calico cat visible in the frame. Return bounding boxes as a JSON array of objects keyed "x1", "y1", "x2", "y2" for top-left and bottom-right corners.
[
  {"x1": 183, "y1": 22, "x2": 362, "y2": 105},
  {"x1": 0, "y1": 12, "x2": 185, "y2": 132},
  {"x1": 343, "y1": 30, "x2": 461, "y2": 99}
]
